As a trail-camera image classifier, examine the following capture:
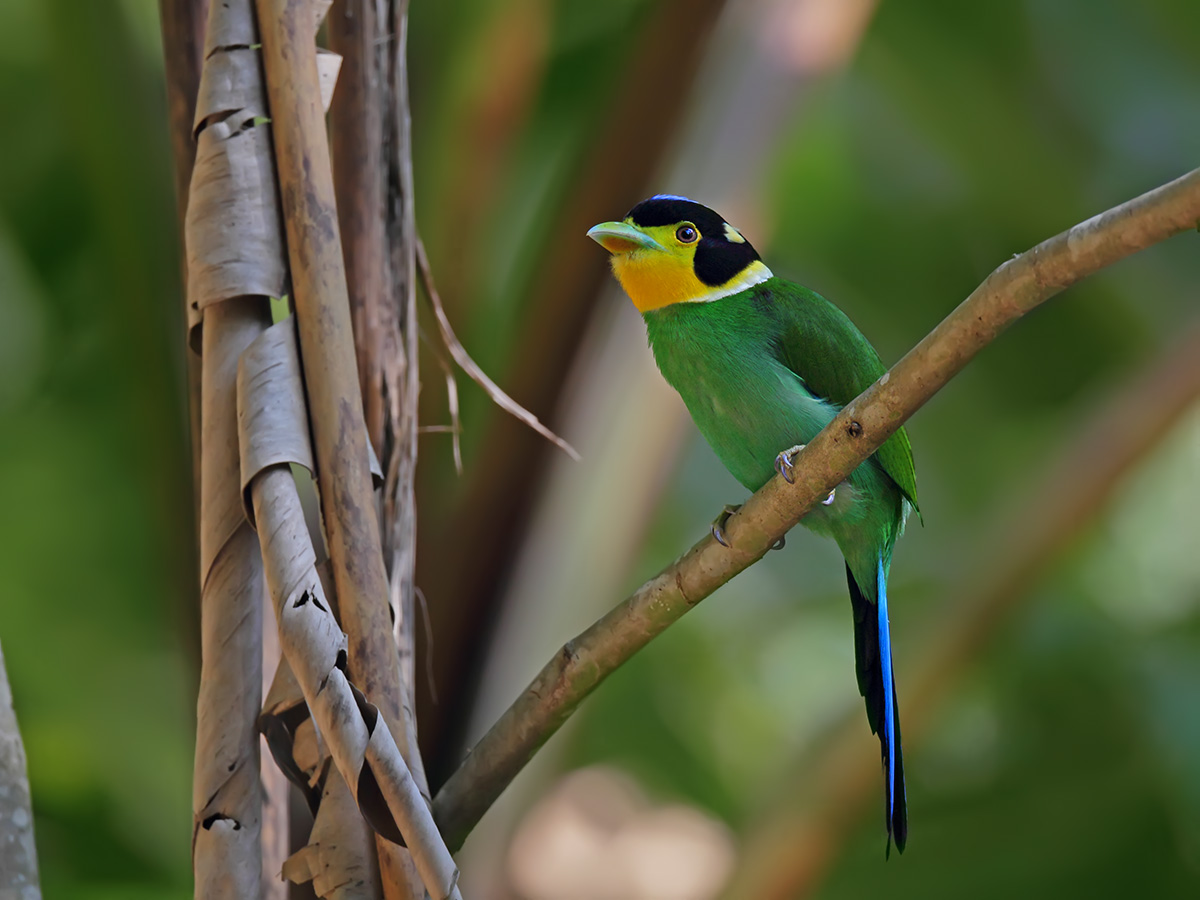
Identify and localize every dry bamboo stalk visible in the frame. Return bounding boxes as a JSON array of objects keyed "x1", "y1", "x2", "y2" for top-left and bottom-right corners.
[
  {"x1": 382, "y1": 0, "x2": 426, "y2": 809},
  {"x1": 186, "y1": 0, "x2": 285, "y2": 891},
  {"x1": 254, "y1": 6, "x2": 433, "y2": 897},
  {"x1": 327, "y1": 0, "x2": 393, "y2": 457},
  {"x1": 327, "y1": 0, "x2": 427, "y2": 801},
  {"x1": 184, "y1": 0, "x2": 398, "y2": 891},
  {"x1": 186, "y1": 0, "x2": 287, "y2": 342},
  {"x1": 238, "y1": 322, "x2": 461, "y2": 899},
  {"x1": 327, "y1": 4, "x2": 426, "y2": 891},
  {"x1": 0, "y1": 637, "x2": 40, "y2": 900},
  {"x1": 194, "y1": 301, "x2": 269, "y2": 899},
  {"x1": 255, "y1": 0, "x2": 408, "y2": 769}
]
